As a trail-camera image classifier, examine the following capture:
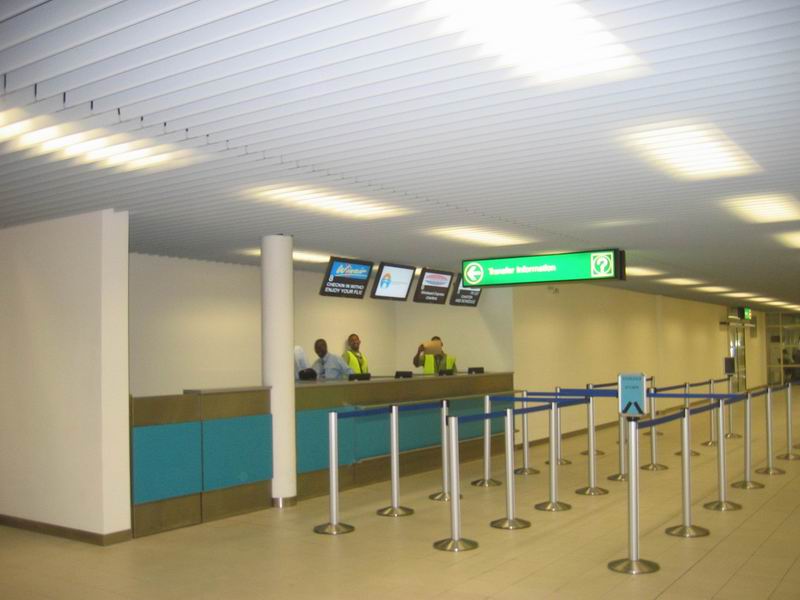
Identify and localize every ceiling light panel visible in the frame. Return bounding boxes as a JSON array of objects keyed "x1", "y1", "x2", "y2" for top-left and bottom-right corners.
[
  {"x1": 623, "y1": 121, "x2": 761, "y2": 180},
  {"x1": 250, "y1": 185, "x2": 410, "y2": 220},
  {"x1": 723, "y1": 292, "x2": 755, "y2": 298},
  {"x1": 722, "y1": 194, "x2": 800, "y2": 224},
  {"x1": 775, "y1": 231, "x2": 800, "y2": 248},
  {"x1": 292, "y1": 250, "x2": 331, "y2": 263},
  {"x1": 659, "y1": 278, "x2": 703, "y2": 286},
  {"x1": 625, "y1": 267, "x2": 664, "y2": 276},
  {"x1": 750, "y1": 297, "x2": 774, "y2": 302},
  {"x1": 428, "y1": 226, "x2": 533, "y2": 246},
  {"x1": 695, "y1": 286, "x2": 731, "y2": 293}
]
